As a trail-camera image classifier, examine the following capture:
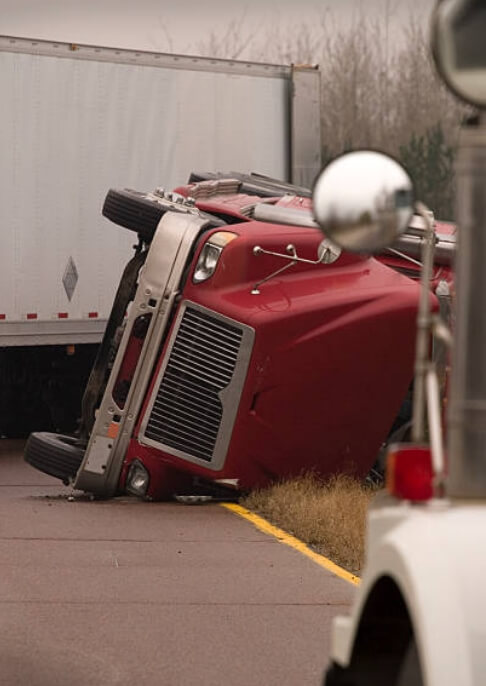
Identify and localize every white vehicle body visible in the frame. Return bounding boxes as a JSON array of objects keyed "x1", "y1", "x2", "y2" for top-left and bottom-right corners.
[
  {"x1": 0, "y1": 35, "x2": 320, "y2": 346},
  {"x1": 319, "y1": 47, "x2": 486, "y2": 684},
  {"x1": 328, "y1": 495, "x2": 486, "y2": 685}
]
